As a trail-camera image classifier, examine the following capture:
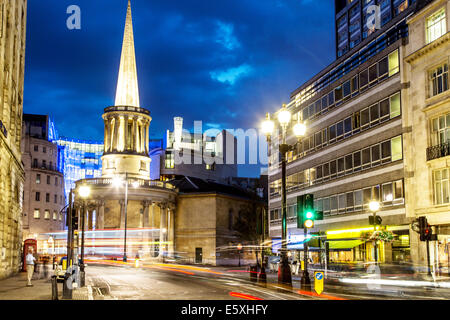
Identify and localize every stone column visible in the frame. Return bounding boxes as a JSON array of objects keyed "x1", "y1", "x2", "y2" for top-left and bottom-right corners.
[
  {"x1": 123, "y1": 116, "x2": 129, "y2": 151},
  {"x1": 151, "y1": 202, "x2": 156, "y2": 257},
  {"x1": 158, "y1": 203, "x2": 167, "y2": 258},
  {"x1": 97, "y1": 201, "x2": 105, "y2": 230},
  {"x1": 142, "y1": 201, "x2": 150, "y2": 227},
  {"x1": 131, "y1": 117, "x2": 137, "y2": 152},
  {"x1": 119, "y1": 200, "x2": 126, "y2": 229},
  {"x1": 104, "y1": 118, "x2": 110, "y2": 153},
  {"x1": 113, "y1": 116, "x2": 120, "y2": 151},
  {"x1": 87, "y1": 209, "x2": 93, "y2": 230},
  {"x1": 136, "y1": 118, "x2": 142, "y2": 153},
  {"x1": 168, "y1": 204, "x2": 176, "y2": 257},
  {"x1": 141, "y1": 122, "x2": 146, "y2": 154},
  {"x1": 146, "y1": 120, "x2": 150, "y2": 154}
]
